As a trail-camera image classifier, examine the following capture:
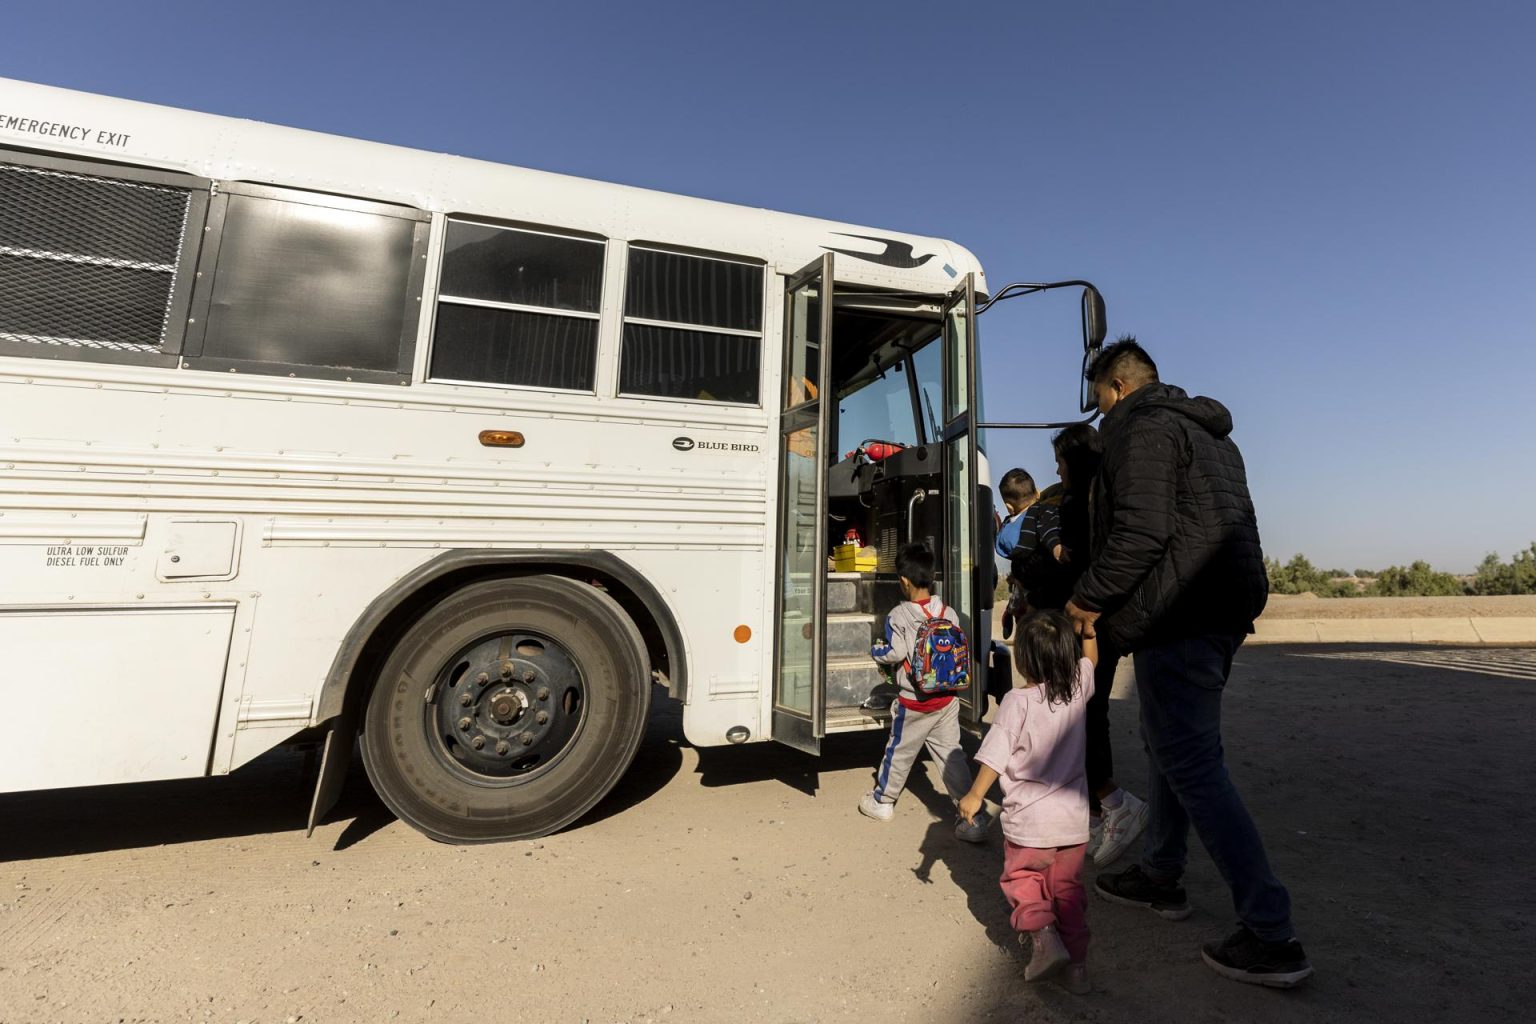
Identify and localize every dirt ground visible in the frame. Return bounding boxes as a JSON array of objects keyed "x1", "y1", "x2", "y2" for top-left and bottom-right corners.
[
  {"x1": 3, "y1": 644, "x2": 1533, "y2": 1024},
  {"x1": 1261, "y1": 593, "x2": 1536, "y2": 619}
]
